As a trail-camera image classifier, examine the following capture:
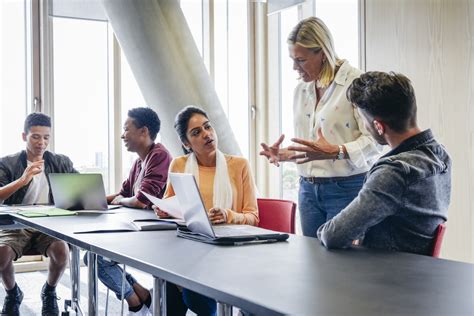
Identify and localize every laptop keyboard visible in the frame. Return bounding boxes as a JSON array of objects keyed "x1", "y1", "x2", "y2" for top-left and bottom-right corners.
[{"x1": 213, "y1": 225, "x2": 263, "y2": 237}]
